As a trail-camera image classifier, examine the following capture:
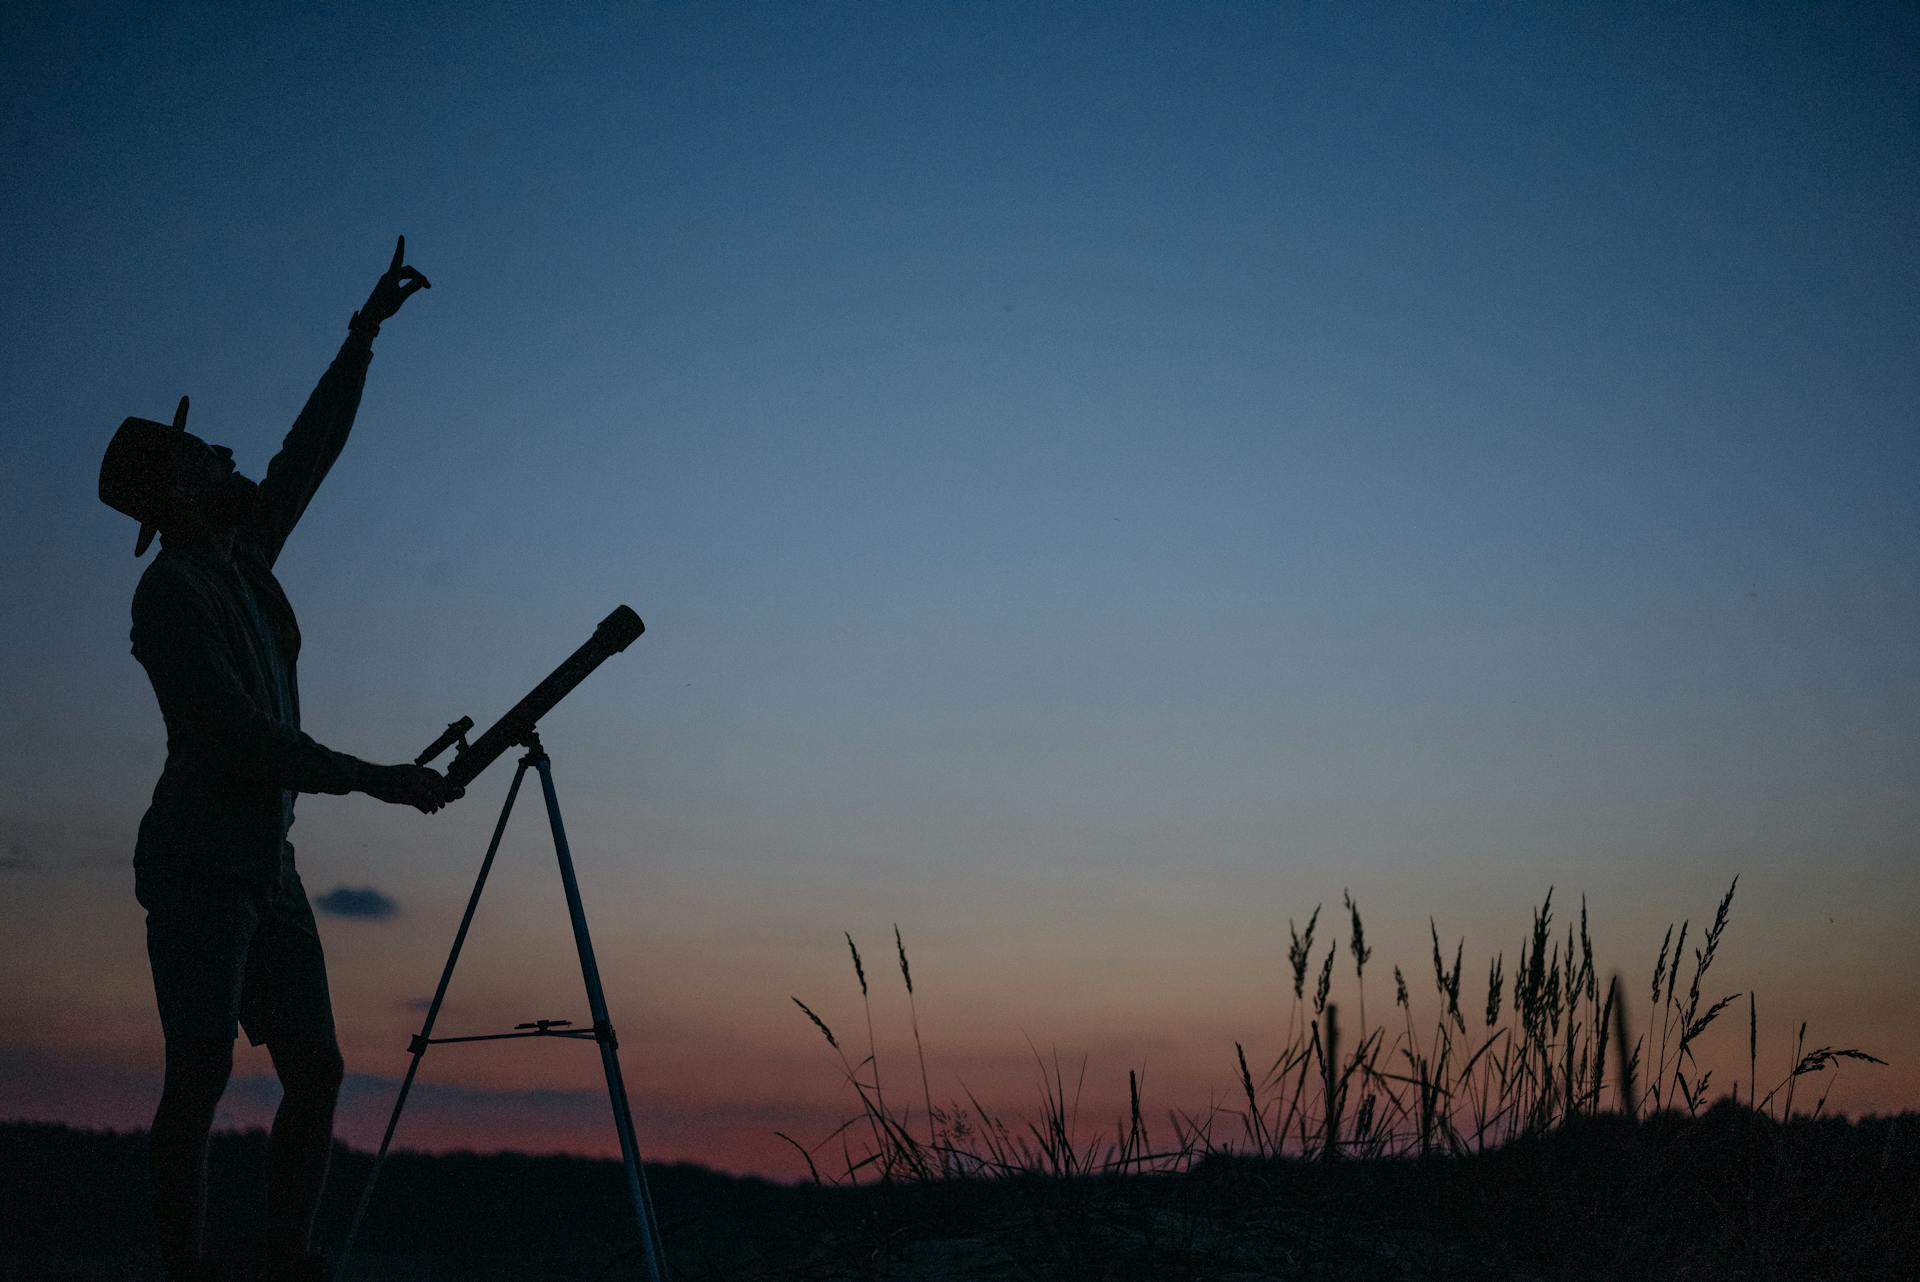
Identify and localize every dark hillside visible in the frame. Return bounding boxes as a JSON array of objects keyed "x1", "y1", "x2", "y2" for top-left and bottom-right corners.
[
  {"x1": 3, "y1": 1106, "x2": 1915, "y2": 1280},
  {"x1": 0, "y1": 1121, "x2": 813, "y2": 1281}
]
